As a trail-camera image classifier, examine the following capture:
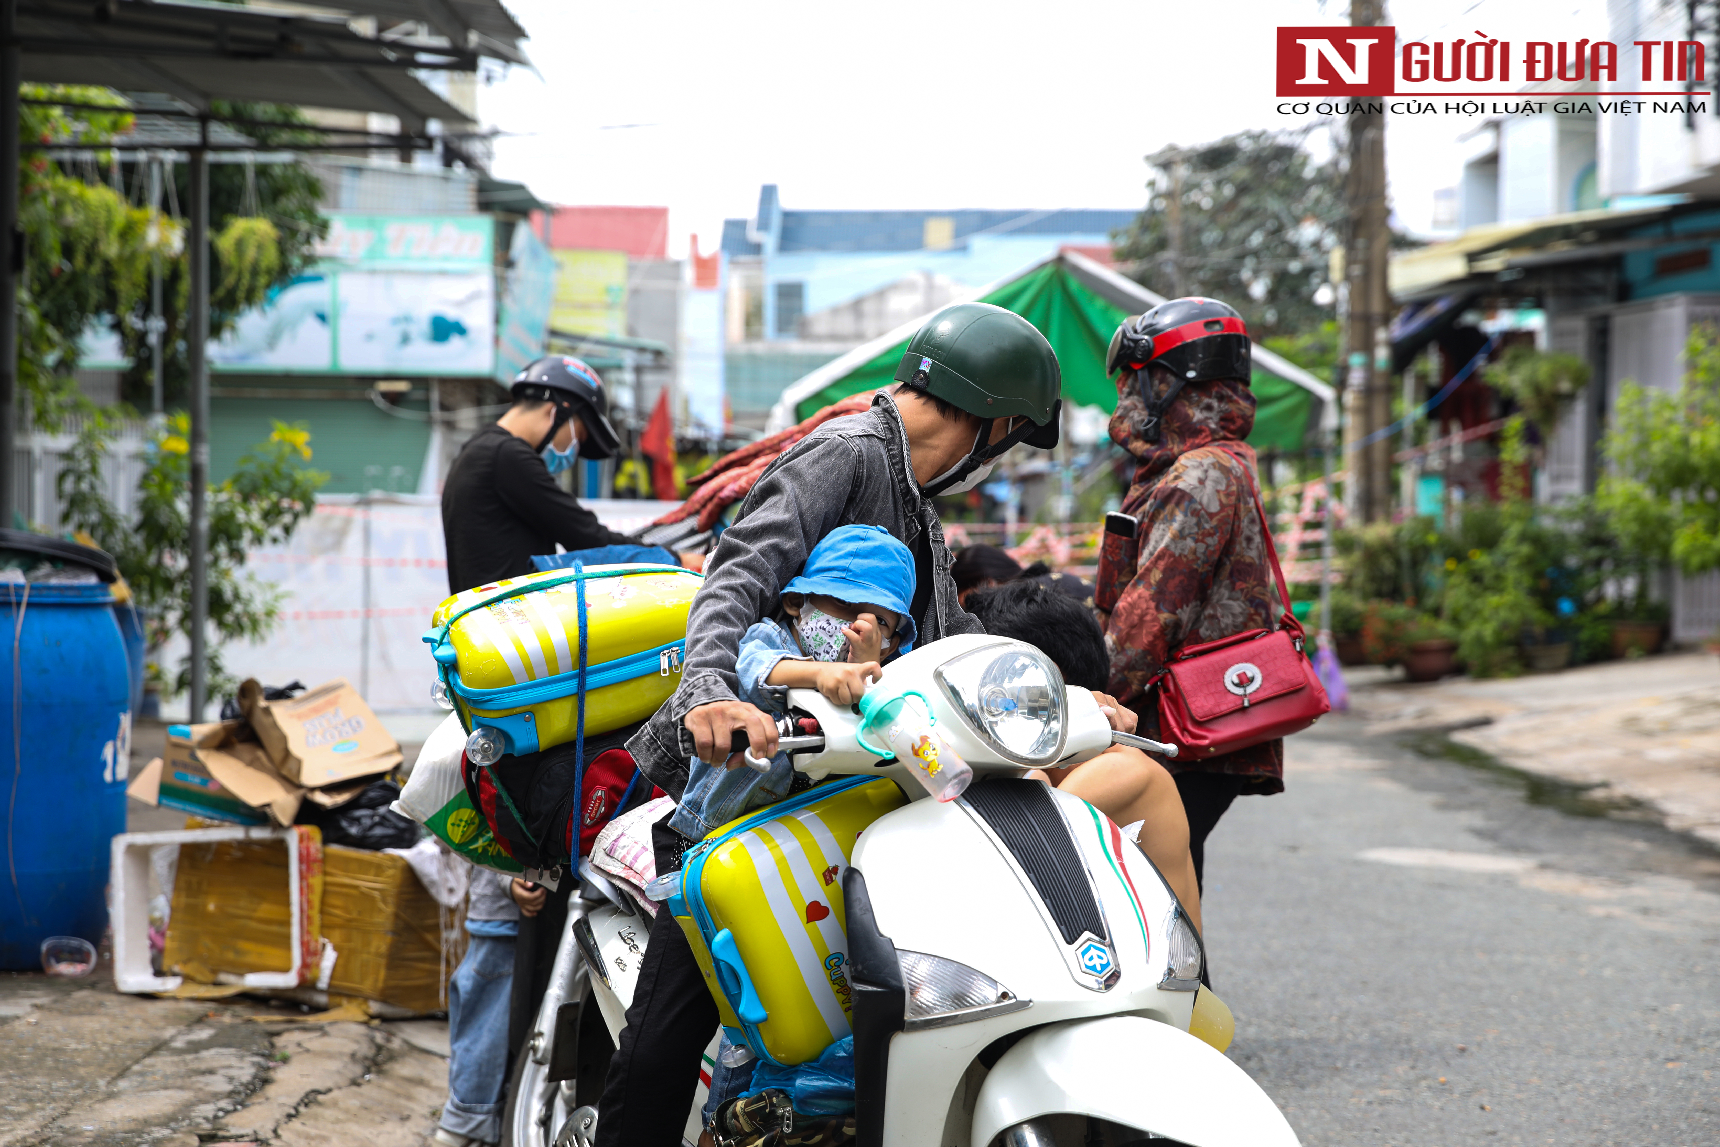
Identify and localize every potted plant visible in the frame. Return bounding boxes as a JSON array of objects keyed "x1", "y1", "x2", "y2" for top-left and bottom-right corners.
[
  {"x1": 1610, "y1": 600, "x2": 1668, "y2": 659},
  {"x1": 1403, "y1": 617, "x2": 1460, "y2": 682},
  {"x1": 1361, "y1": 600, "x2": 1421, "y2": 667},
  {"x1": 1327, "y1": 590, "x2": 1366, "y2": 665},
  {"x1": 1521, "y1": 627, "x2": 1573, "y2": 672}
]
